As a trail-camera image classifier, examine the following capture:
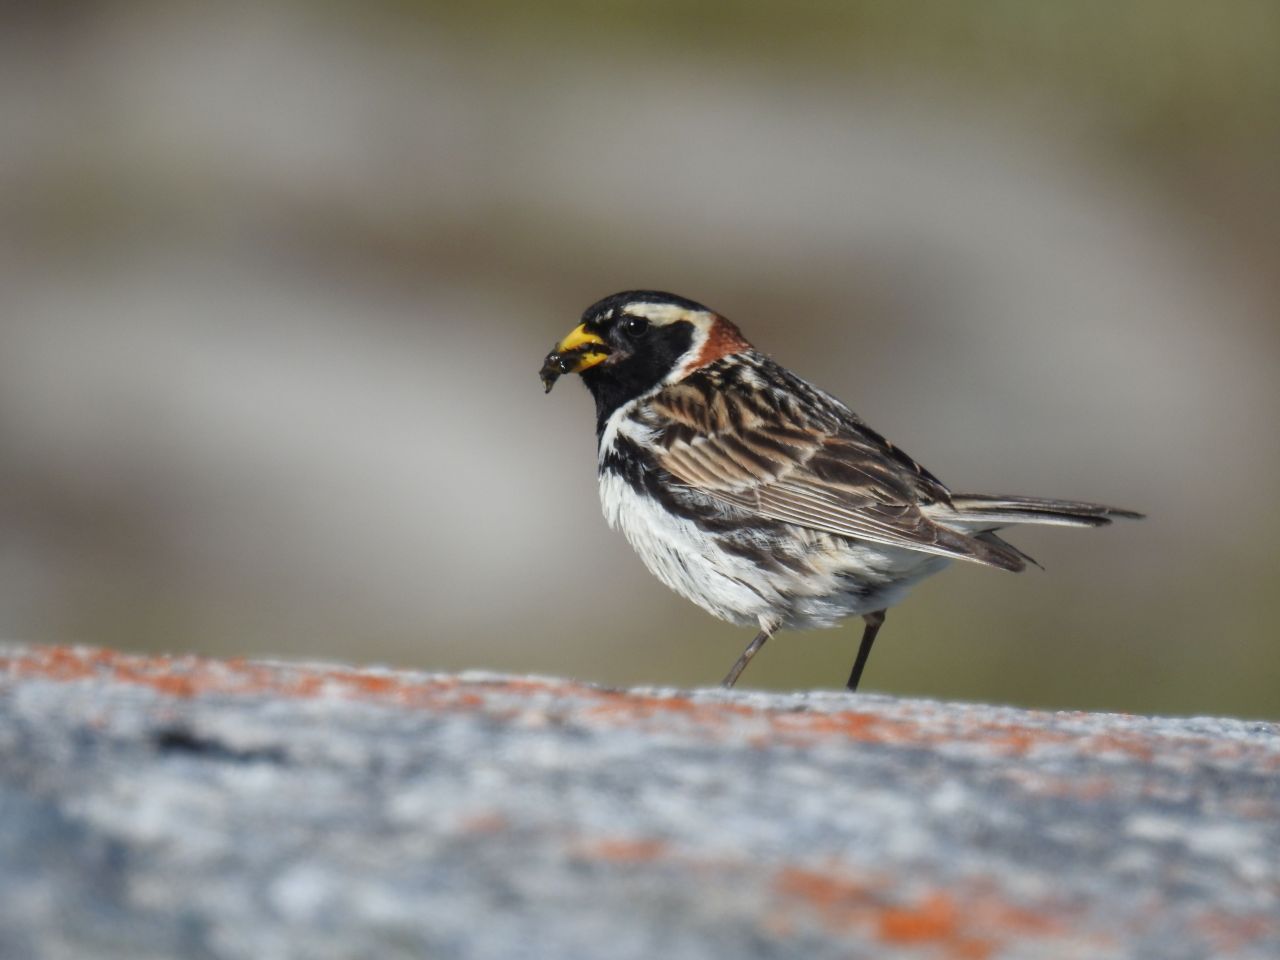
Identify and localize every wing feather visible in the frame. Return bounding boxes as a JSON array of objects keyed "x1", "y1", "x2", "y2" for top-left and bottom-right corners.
[{"x1": 648, "y1": 361, "x2": 1025, "y2": 571}]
